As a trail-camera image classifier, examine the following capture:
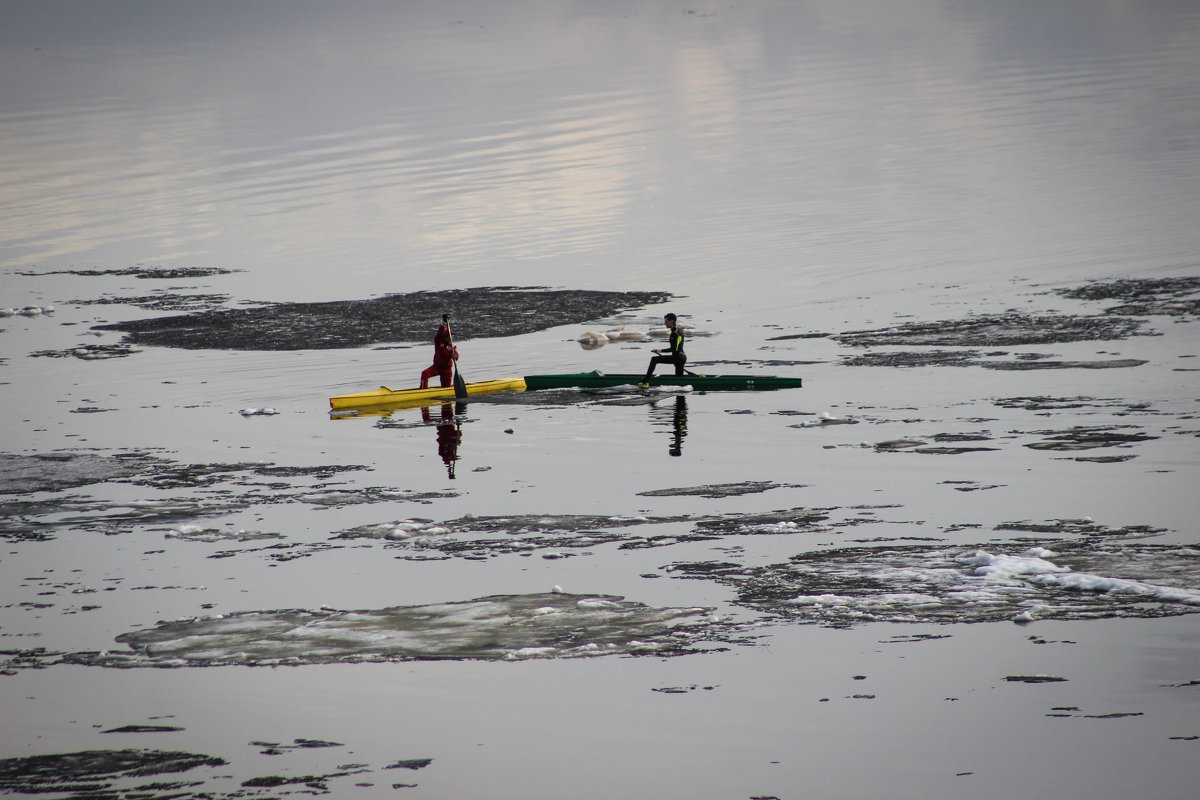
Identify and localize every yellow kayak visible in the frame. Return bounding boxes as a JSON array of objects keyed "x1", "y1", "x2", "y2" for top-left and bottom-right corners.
[{"x1": 329, "y1": 377, "x2": 526, "y2": 410}]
